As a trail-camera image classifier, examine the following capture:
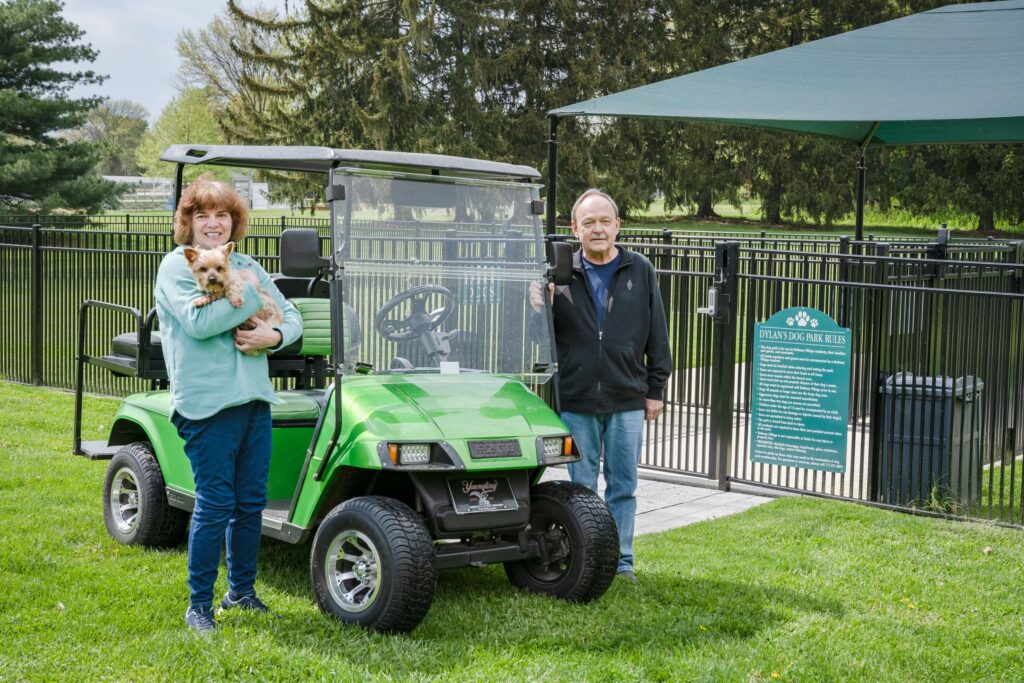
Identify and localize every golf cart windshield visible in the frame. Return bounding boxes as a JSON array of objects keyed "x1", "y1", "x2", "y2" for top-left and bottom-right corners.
[{"x1": 332, "y1": 170, "x2": 554, "y2": 383}]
